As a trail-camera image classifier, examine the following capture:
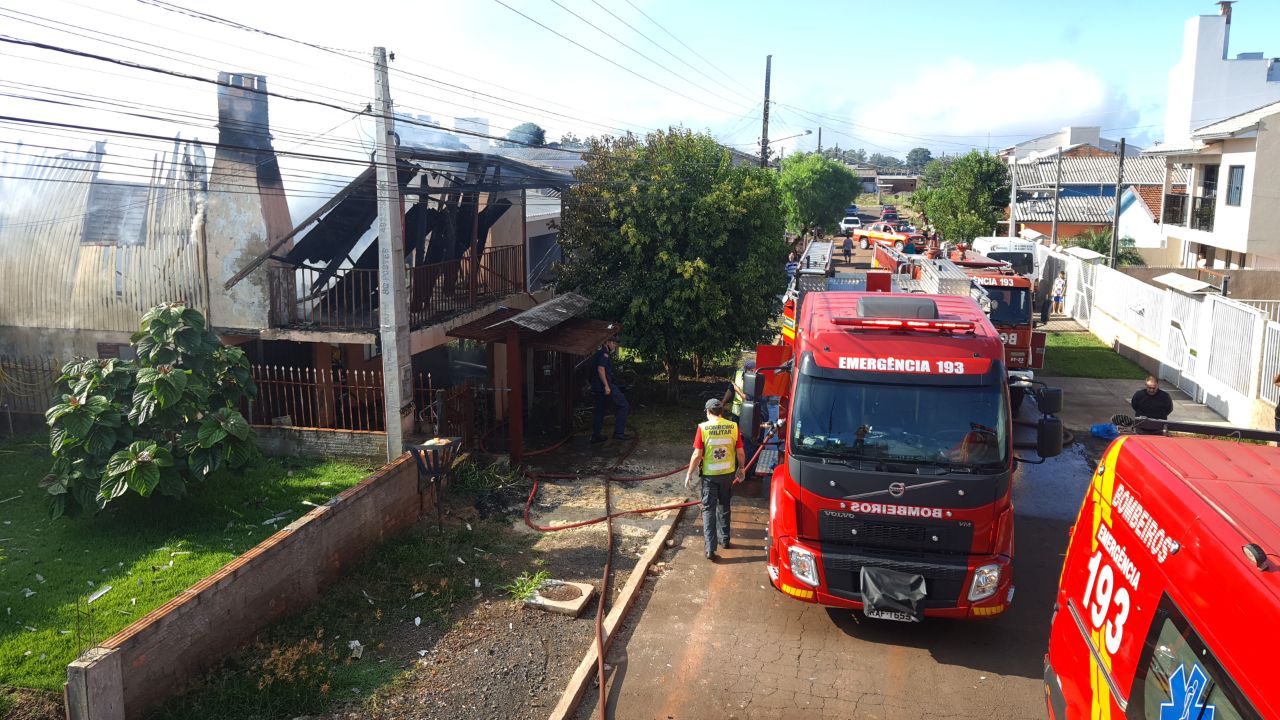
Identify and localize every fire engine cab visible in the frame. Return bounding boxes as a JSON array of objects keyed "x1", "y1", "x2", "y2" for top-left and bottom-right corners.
[
  {"x1": 1045, "y1": 422, "x2": 1280, "y2": 719},
  {"x1": 747, "y1": 289, "x2": 1064, "y2": 621}
]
